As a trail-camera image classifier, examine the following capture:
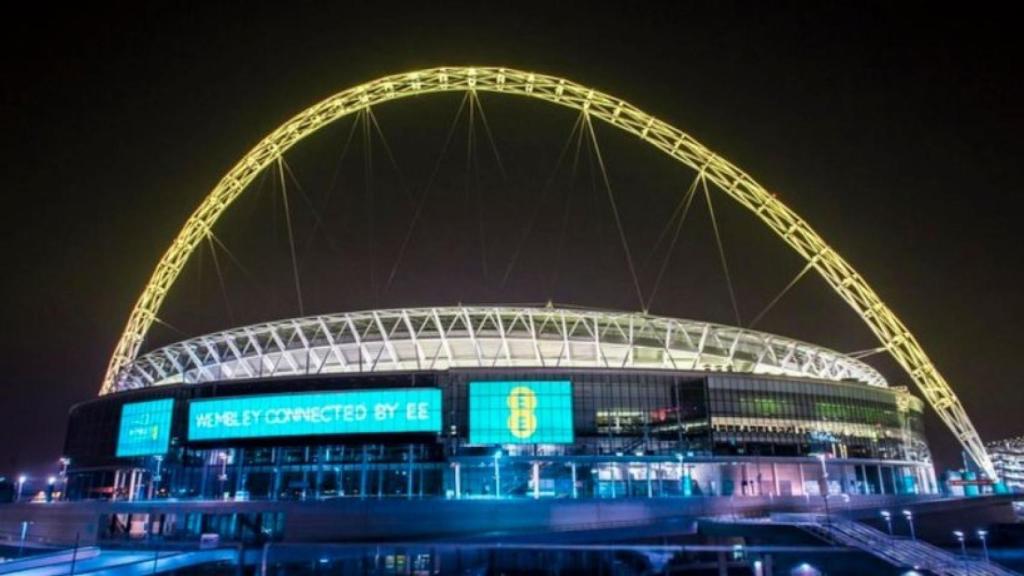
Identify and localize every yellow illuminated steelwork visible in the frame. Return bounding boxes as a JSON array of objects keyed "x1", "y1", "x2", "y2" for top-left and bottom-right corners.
[{"x1": 98, "y1": 67, "x2": 995, "y2": 477}]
